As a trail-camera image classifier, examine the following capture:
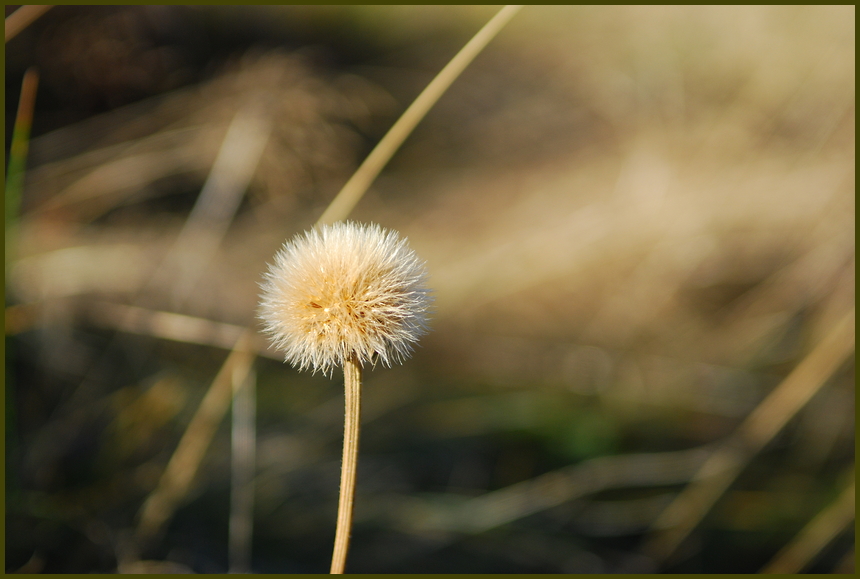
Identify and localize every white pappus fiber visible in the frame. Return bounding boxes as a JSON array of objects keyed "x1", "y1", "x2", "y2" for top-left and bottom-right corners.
[{"x1": 258, "y1": 221, "x2": 432, "y2": 375}]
